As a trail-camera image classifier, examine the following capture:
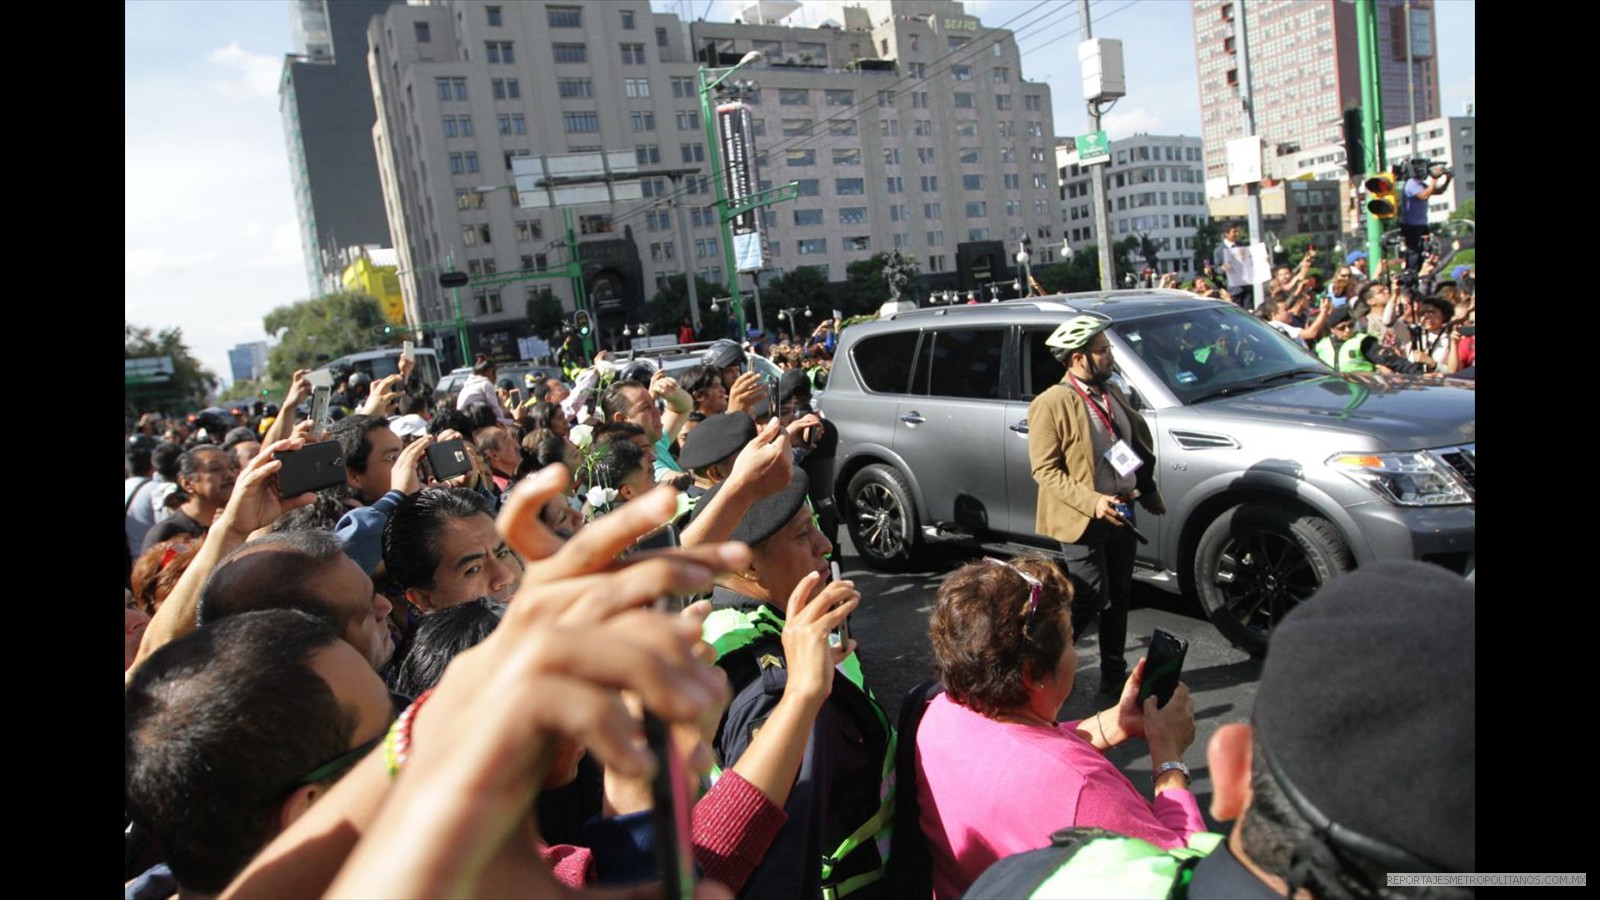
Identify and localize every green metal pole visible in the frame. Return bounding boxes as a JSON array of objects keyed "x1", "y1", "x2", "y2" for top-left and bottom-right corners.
[
  {"x1": 700, "y1": 50, "x2": 747, "y2": 338},
  {"x1": 1356, "y1": 0, "x2": 1386, "y2": 265},
  {"x1": 565, "y1": 208, "x2": 595, "y2": 361},
  {"x1": 444, "y1": 252, "x2": 472, "y2": 364}
]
